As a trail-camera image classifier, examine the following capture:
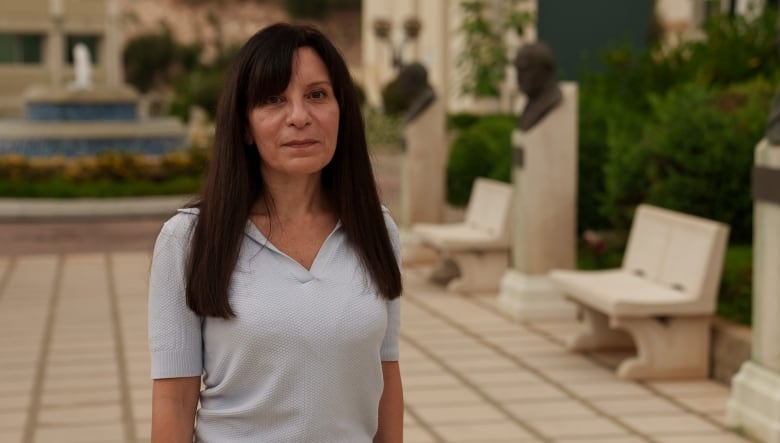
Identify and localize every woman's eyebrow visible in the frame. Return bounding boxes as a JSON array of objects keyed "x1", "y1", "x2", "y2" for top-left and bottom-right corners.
[{"x1": 307, "y1": 81, "x2": 333, "y2": 88}]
